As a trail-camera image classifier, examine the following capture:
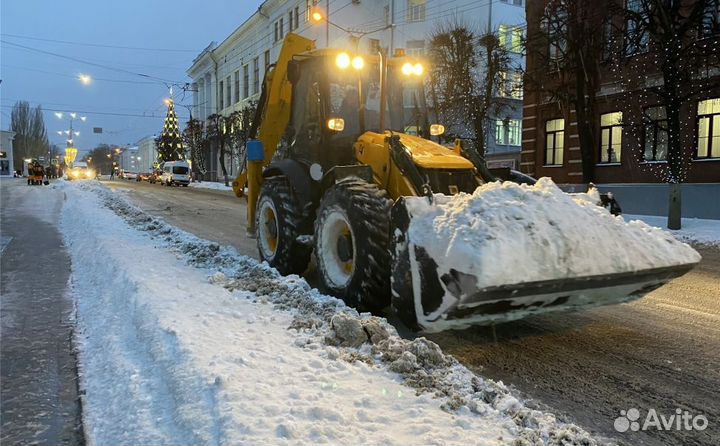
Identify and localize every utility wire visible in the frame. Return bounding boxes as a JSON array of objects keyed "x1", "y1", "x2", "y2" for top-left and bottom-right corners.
[
  {"x1": 0, "y1": 40, "x2": 186, "y2": 85},
  {"x1": 0, "y1": 104, "x2": 189, "y2": 120},
  {"x1": 0, "y1": 64, "x2": 161, "y2": 84},
  {"x1": 0, "y1": 33, "x2": 201, "y2": 53}
]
